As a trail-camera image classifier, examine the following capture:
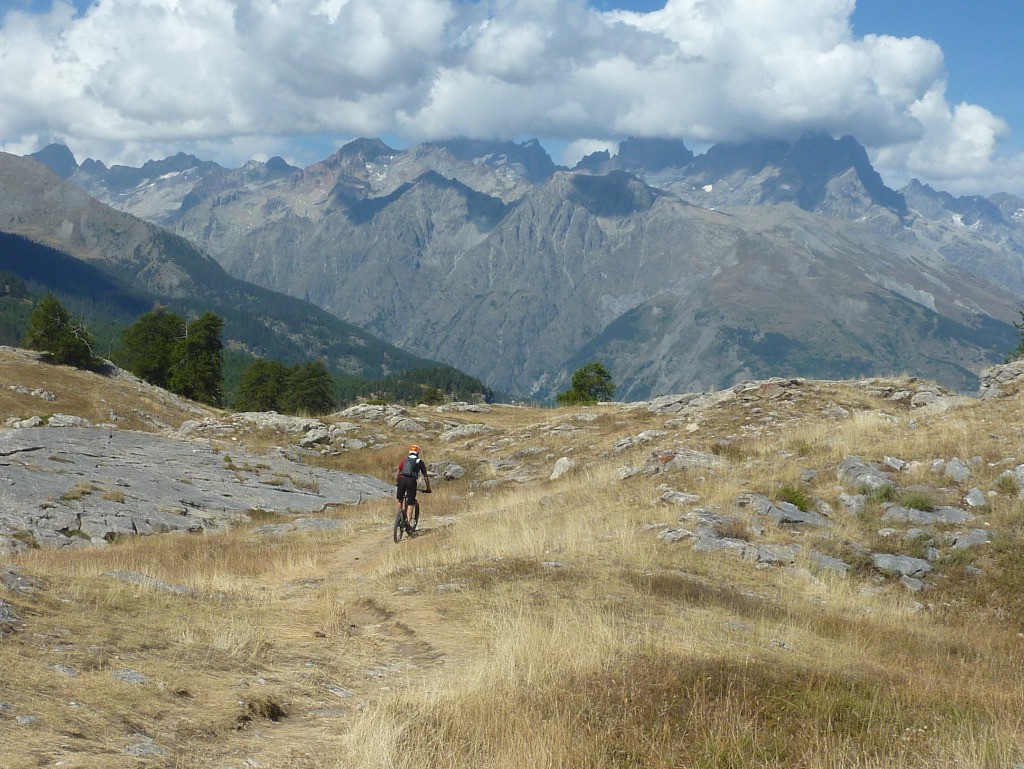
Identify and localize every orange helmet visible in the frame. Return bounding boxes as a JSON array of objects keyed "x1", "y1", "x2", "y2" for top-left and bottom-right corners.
[{"x1": 409, "y1": 445, "x2": 420, "y2": 454}]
